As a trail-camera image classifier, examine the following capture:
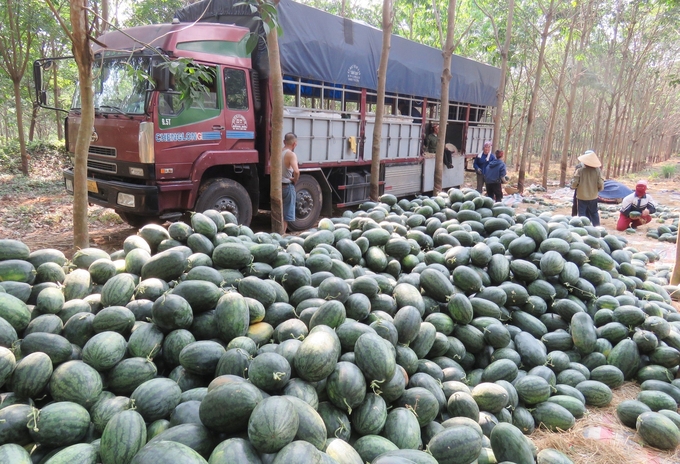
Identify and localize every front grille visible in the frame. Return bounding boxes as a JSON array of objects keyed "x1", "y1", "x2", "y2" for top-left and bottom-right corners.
[
  {"x1": 89, "y1": 146, "x2": 116, "y2": 157},
  {"x1": 88, "y1": 159, "x2": 117, "y2": 173}
]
